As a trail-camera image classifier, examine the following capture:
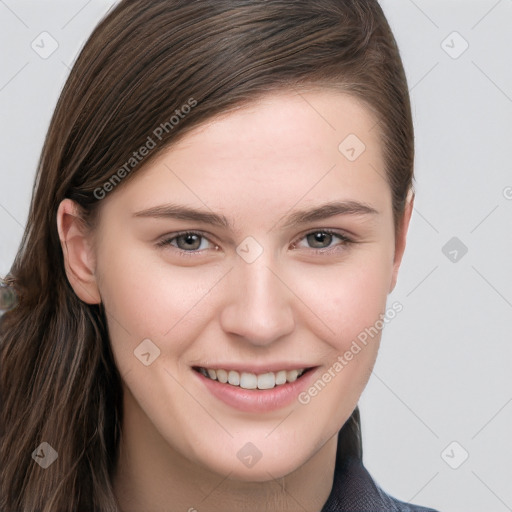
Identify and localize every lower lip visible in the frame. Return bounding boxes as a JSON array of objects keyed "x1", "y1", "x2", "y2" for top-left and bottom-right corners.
[{"x1": 193, "y1": 368, "x2": 318, "y2": 413}]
